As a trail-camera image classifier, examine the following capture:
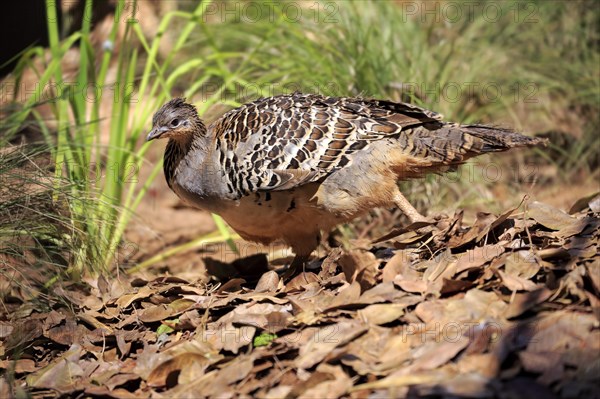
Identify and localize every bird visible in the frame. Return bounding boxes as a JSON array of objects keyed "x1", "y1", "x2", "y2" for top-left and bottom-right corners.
[{"x1": 146, "y1": 93, "x2": 546, "y2": 273}]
